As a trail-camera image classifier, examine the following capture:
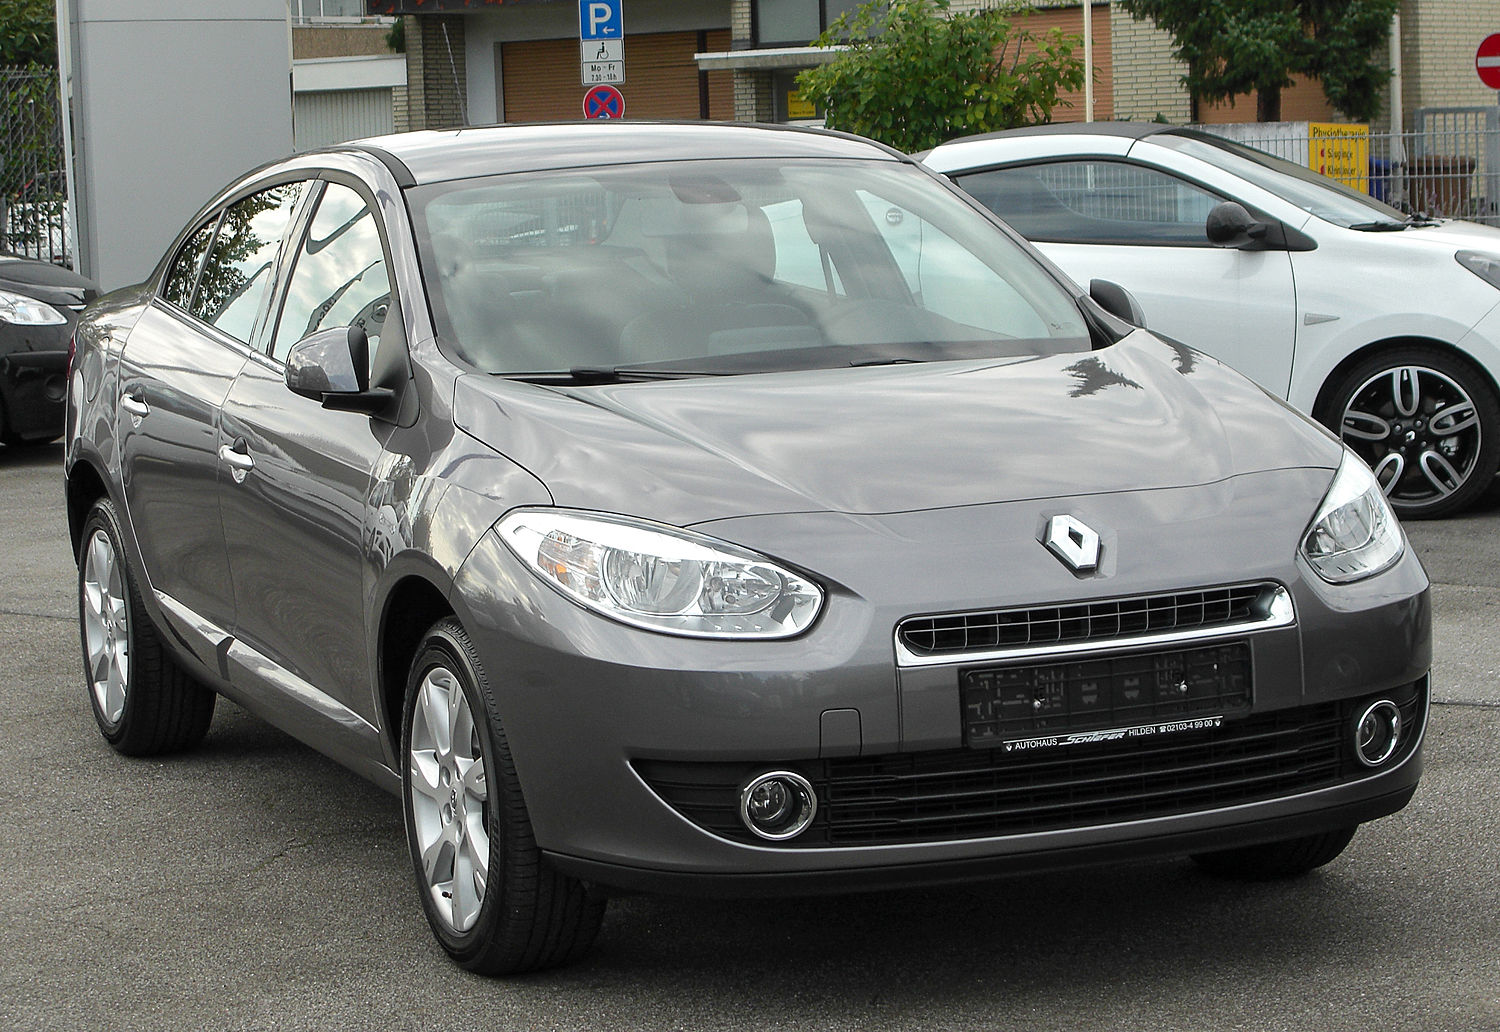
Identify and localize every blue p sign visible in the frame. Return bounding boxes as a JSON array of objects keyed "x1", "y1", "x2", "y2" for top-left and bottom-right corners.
[{"x1": 579, "y1": 0, "x2": 622, "y2": 40}]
